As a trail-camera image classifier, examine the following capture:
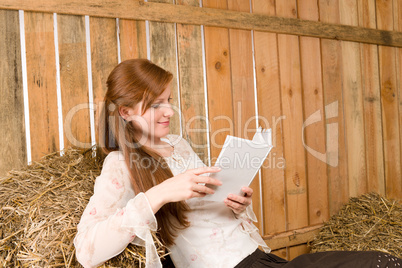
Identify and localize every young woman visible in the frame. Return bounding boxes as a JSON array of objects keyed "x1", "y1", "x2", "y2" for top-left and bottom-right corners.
[{"x1": 74, "y1": 59, "x2": 401, "y2": 268}]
